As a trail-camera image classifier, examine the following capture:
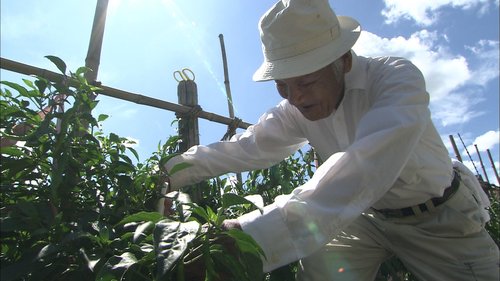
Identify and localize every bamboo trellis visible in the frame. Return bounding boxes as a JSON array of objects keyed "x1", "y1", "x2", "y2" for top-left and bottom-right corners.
[
  {"x1": 449, "y1": 134, "x2": 500, "y2": 196},
  {"x1": 1, "y1": 0, "x2": 253, "y2": 203},
  {"x1": 0, "y1": 57, "x2": 252, "y2": 131}
]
